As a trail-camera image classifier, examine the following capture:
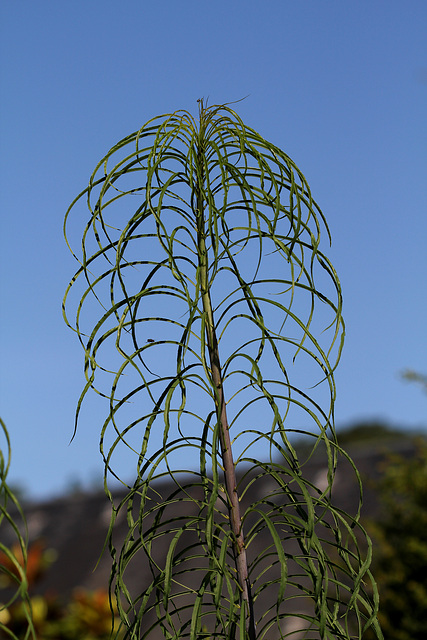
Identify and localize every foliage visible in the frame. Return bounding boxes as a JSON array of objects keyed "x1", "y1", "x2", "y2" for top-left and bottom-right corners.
[
  {"x1": 0, "y1": 417, "x2": 123, "y2": 639},
  {"x1": 363, "y1": 439, "x2": 427, "y2": 640},
  {"x1": 401, "y1": 369, "x2": 427, "y2": 395},
  {"x1": 64, "y1": 100, "x2": 382, "y2": 639},
  {"x1": 336, "y1": 422, "x2": 404, "y2": 447},
  {"x1": 0, "y1": 538, "x2": 124, "y2": 639},
  {"x1": 2, "y1": 586, "x2": 124, "y2": 639},
  {"x1": 0, "y1": 418, "x2": 35, "y2": 639}
]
